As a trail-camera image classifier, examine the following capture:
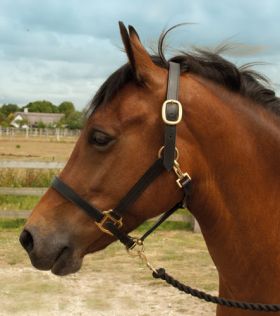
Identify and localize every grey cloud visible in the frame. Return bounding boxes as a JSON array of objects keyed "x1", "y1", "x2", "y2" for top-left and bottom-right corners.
[{"x1": 0, "y1": 0, "x2": 279, "y2": 108}]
